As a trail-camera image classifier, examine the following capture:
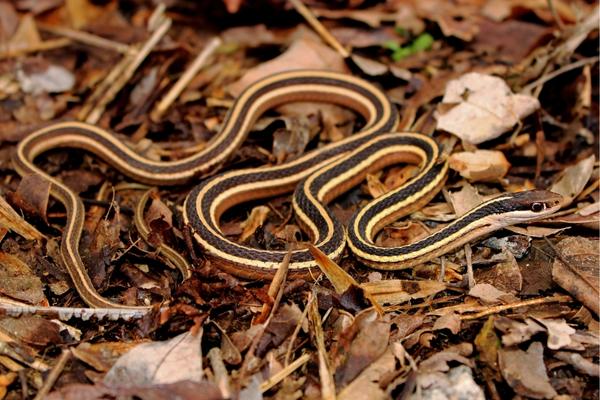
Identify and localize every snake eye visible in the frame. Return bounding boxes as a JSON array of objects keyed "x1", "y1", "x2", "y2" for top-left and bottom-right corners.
[{"x1": 531, "y1": 202, "x2": 545, "y2": 212}]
